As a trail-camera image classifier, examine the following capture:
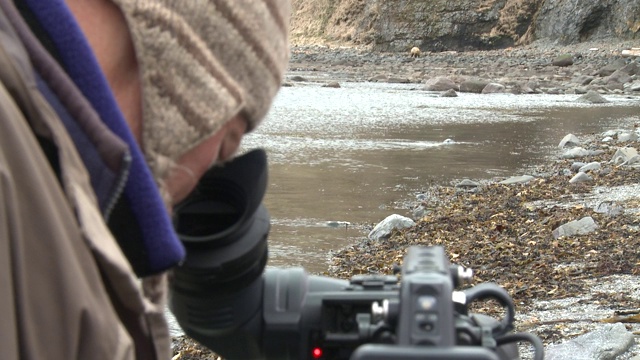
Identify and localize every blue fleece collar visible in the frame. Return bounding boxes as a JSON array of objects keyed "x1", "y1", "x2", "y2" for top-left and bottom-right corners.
[{"x1": 24, "y1": 0, "x2": 185, "y2": 274}]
